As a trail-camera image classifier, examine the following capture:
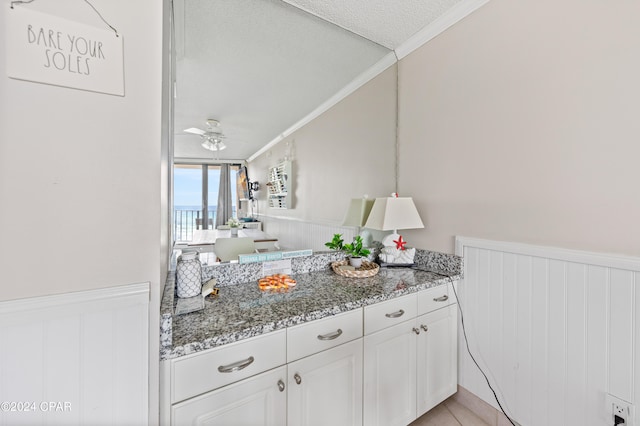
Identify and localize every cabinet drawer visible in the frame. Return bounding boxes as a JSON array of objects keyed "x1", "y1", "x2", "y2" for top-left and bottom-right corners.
[
  {"x1": 172, "y1": 366, "x2": 287, "y2": 426},
  {"x1": 172, "y1": 329, "x2": 286, "y2": 403},
  {"x1": 417, "y1": 284, "x2": 453, "y2": 316},
  {"x1": 364, "y1": 293, "x2": 417, "y2": 335},
  {"x1": 287, "y1": 309, "x2": 362, "y2": 362}
]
